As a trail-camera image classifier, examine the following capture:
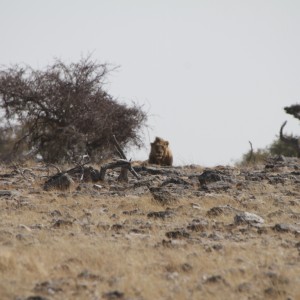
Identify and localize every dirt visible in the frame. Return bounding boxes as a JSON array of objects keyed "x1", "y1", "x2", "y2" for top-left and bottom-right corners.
[{"x1": 0, "y1": 156, "x2": 300, "y2": 300}]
